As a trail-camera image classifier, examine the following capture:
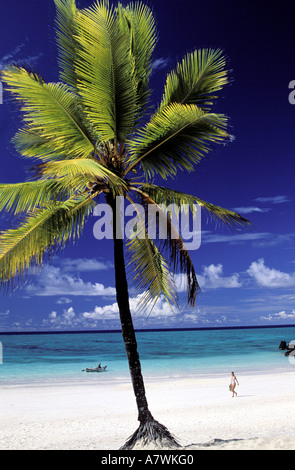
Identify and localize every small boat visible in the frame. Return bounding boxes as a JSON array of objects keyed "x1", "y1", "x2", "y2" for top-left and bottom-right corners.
[{"x1": 82, "y1": 365, "x2": 107, "y2": 372}]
